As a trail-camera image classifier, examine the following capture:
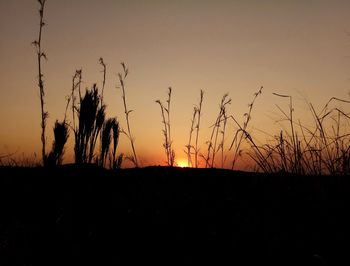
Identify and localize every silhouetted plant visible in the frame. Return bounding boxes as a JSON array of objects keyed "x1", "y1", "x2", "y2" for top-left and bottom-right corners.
[
  {"x1": 88, "y1": 104, "x2": 106, "y2": 163},
  {"x1": 99, "y1": 118, "x2": 122, "y2": 169},
  {"x1": 203, "y1": 93, "x2": 231, "y2": 168},
  {"x1": 251, "y1": 95, "x2": 350, "y2": 175},
  {"x1": 71, "y1": 69, "x2": 82, "y2": 134},
  {"x1": 74, "y1": 84, "x2": 105, "y2": 164},
  {"x1": 47, "y1": 120, "x2": 69, "y2": 166},
  {"x1": 118, "y1": 62, "x2": 139, "y2": 167},
  {"x1": 219, "y1": 108, "x2": 228, "y2": 168},
  {"x1": 229, "y1": 86, "x2": 263, "y2": 170},
  {"x1": 99, "y1": 57, "x2": 106, "y2": 107},
  {"x1": 194, "y1": 90, "x2": 204, "y2": 168},
  {"x1": 185, "y1": 106, "x2": 198, "y2": 167},
  {"x1": 185, "y1": 90, "x2": 204, "y2": 168},
  {"x1": 111, "y1": 119, "x2": 122, "y2": 169},
  {"x1": 156, "y1": 87, "x2": 175, "y2": 166},
  {"x1": 100, "y1": 118, "x2": 114, "y2": 167},
  {"x1": 32, "y1": 0, "x2": 48, "y2": 166}
]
